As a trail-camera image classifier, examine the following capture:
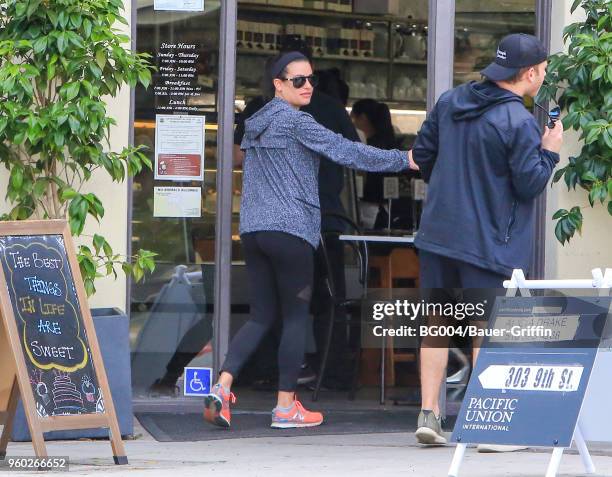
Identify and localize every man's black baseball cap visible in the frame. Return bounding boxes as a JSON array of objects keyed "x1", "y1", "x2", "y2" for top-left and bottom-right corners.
[{"x1": 481, "y1": 33, "x2": 548, "y2": 81}]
